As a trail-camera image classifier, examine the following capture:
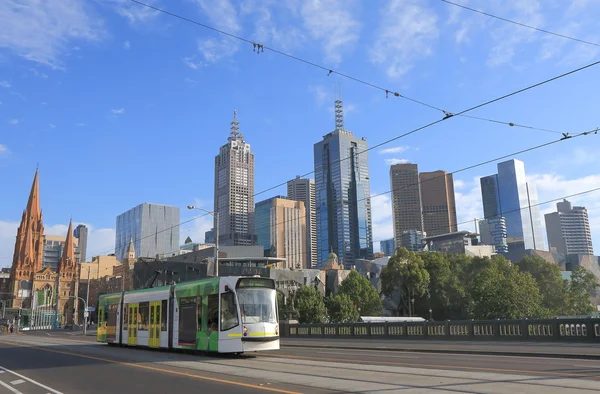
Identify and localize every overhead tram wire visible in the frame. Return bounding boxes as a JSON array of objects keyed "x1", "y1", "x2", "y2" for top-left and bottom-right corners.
[
  {"x1": 88, "y1": 126, "x2": 598, "y2": 259},
  {"x1": 441, "y1": 0, "x2": 600, "y2": 48},
  {"x1": 128, "y1": 0, "x2": 446, "y2": 114}
]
